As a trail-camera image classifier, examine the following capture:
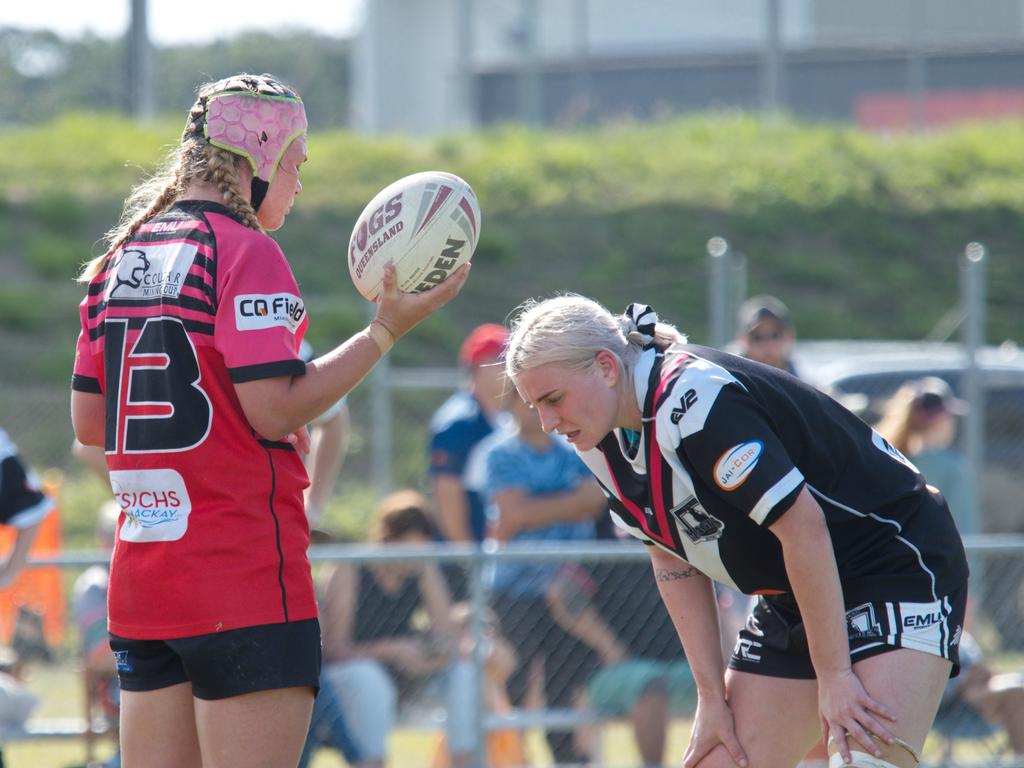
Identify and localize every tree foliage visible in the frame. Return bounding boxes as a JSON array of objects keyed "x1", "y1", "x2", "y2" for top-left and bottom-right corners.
[{"x1": 0, "y1": 27, "x2": 350, "y2": 127}]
